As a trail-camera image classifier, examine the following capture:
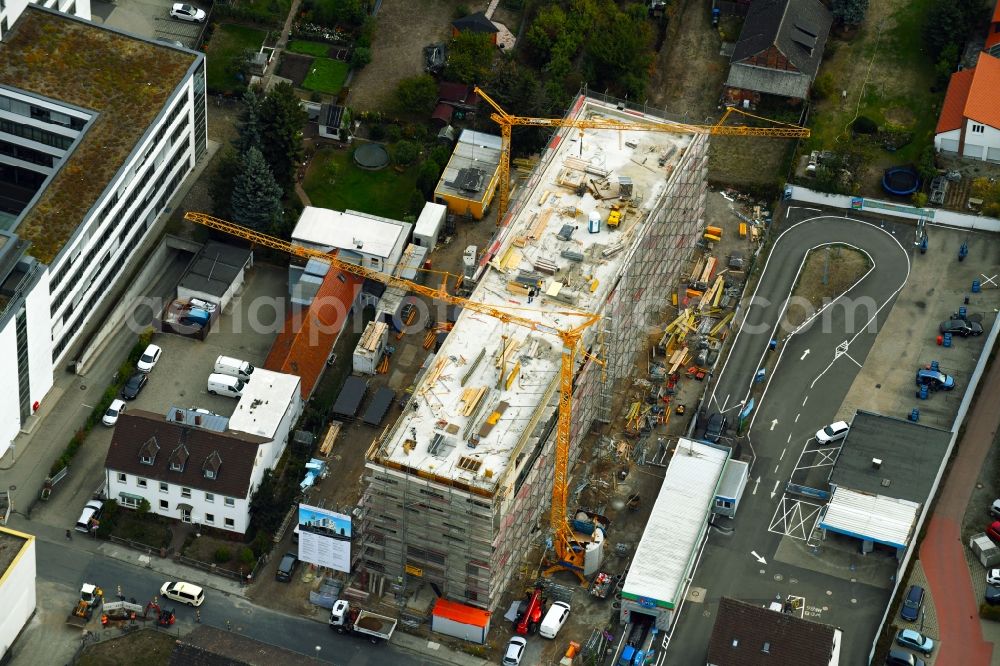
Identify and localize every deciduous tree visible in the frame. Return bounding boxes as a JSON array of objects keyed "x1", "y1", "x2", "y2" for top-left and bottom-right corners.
[{"x1": 394, "y1": 74, "x2": 438, "y2": 114}]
